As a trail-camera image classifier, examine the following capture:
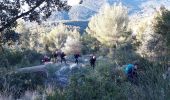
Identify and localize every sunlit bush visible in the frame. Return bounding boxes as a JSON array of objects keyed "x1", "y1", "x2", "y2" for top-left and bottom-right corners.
[
  {"x1": 61, "y1": 36, "x2": 82, "y2": 55},
  {"x1": 152, "y1": 6, "x2": 170, "y2": 54},
  {"x1": 42, "y1": 23, "x2": 81, "y2": 52},
  {"x1": 15, "y1": 20, "x2": 47, "y2": 52},
  {"x1": 129, "y1": 7, "x2": 169, "y2": 58}
]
